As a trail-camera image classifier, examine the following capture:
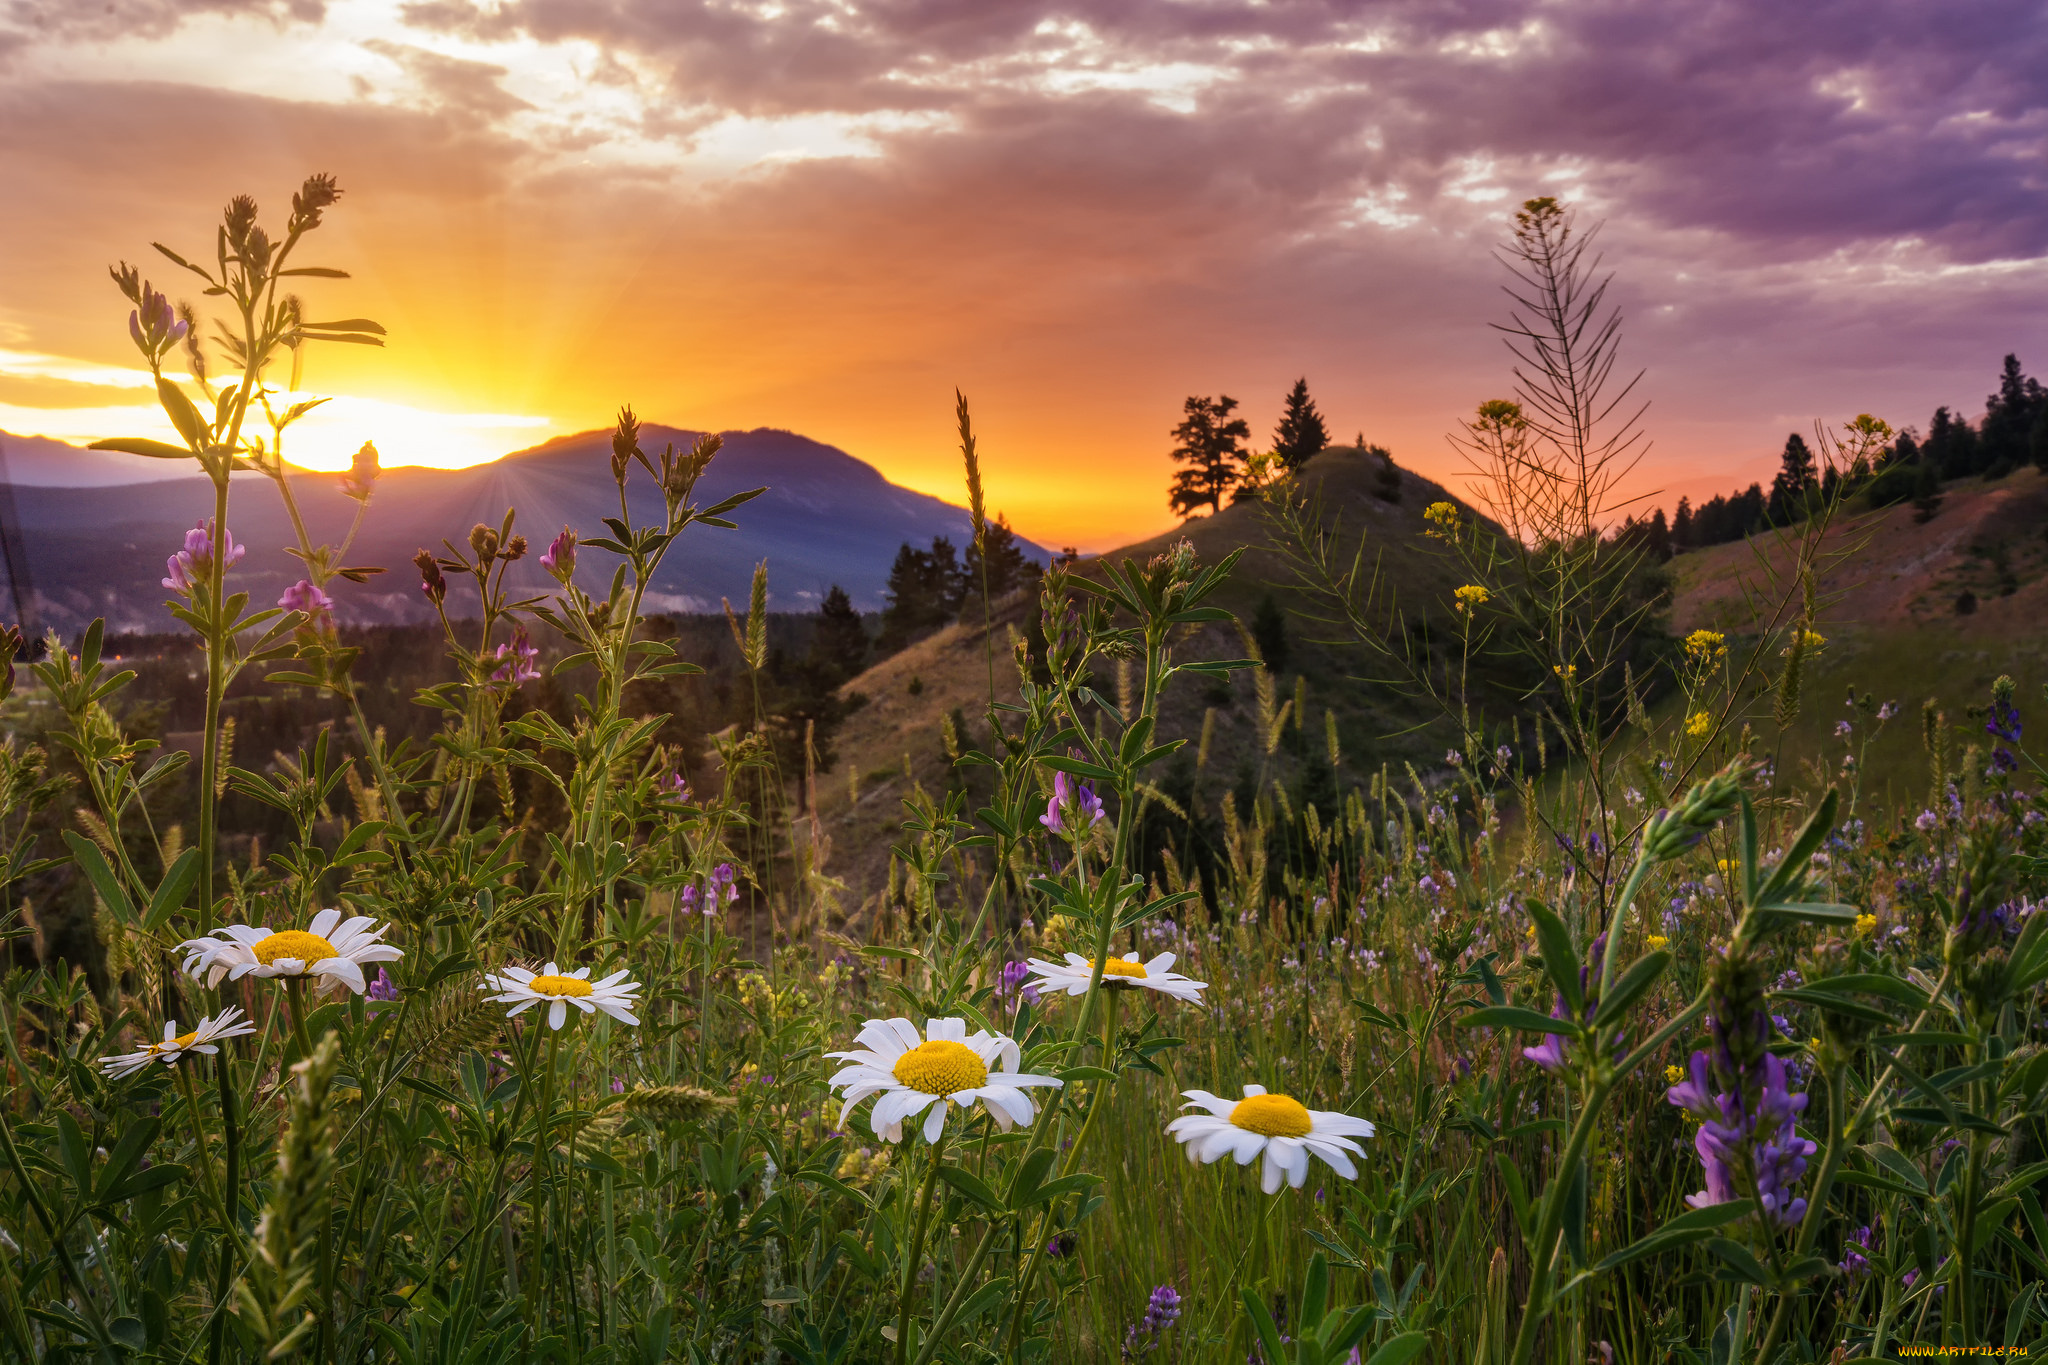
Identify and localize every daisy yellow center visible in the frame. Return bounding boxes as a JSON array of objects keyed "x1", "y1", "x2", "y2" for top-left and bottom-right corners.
[
  {"x1": 528, "y1": 974, "x2": 593, "y2": 998},
  {"x1": 155, "y1": 1031, "x2": 199, "y2": 1053},
  {"x1": 1099, "y1": 959, "x2": 1148, "y2": 979},
  {"x1": 892, "y1": 1040, "x2": 989, "y2": 1096},
  {"x1": 1229, "y1": 1093, "x2": 1313, "y2": 1138},
  {"x1": 251, "y1": 930, "x2": 338, "y2": 965}
]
